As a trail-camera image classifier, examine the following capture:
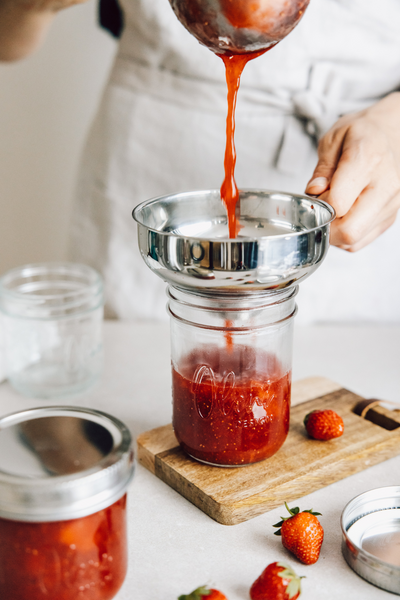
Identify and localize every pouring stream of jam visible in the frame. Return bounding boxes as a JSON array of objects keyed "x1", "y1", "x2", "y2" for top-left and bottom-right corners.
[
  {"x1": 164, "y1": 0, "x2": 309, "y2": 467},
  {"x1": 169, "y1": 0, "x2": 310, "y2": 237},
  {"x1": 219, "y1": 50, "x2": 269, "y2": 238}
]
